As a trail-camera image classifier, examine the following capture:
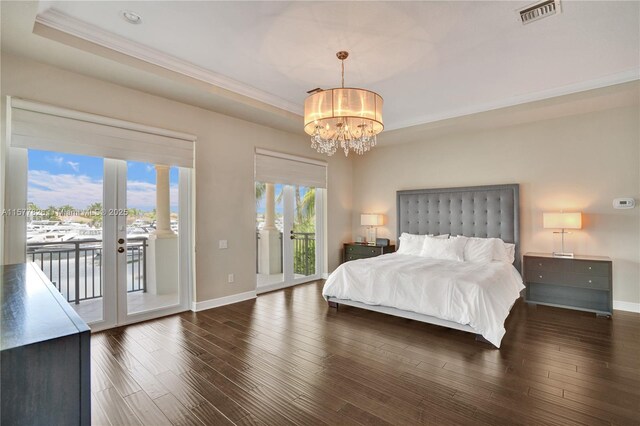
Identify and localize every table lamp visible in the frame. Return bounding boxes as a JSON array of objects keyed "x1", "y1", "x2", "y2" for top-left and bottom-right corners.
[
  {"x1": 543, "y1": 212, "x2": 582, "y2": 258},
  {"x1": 361, "y1": 214, "x2": 384, "y2": 245}
]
